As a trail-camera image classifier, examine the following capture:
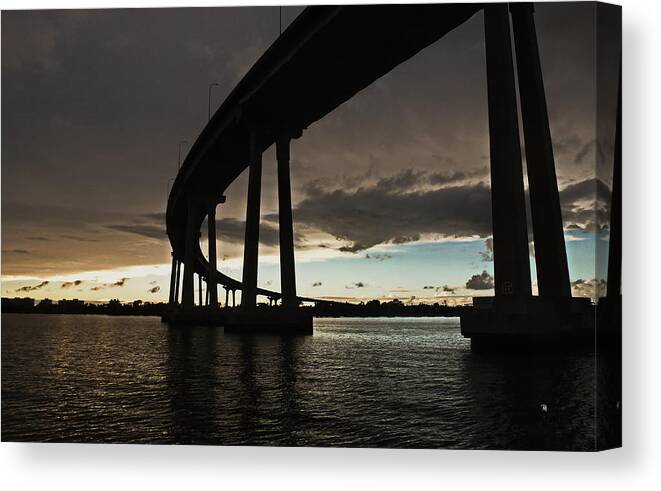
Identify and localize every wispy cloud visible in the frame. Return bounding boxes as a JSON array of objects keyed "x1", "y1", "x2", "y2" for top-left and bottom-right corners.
[
  {"x1": 61, "y1": 280, "x2": 83, "y2": 288},
  {"x1": 16, "y1": 280, "x2": 49, "y2": 292},
  {"x1": 90, "y1": 277, "x2": 129, "y2": 290}
]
